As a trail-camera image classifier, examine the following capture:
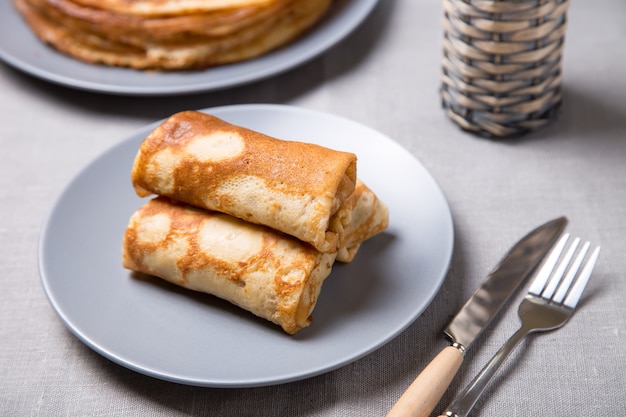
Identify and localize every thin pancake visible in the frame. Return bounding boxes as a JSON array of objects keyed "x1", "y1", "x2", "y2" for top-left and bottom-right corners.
[
  {"x1": 131, "y1": 111, "x2": 357, "y2": 252},
  {"x1": 24, "y1": 0, "x2": 292, "y2": 45},
  {"x1": 71, "y1": 0, "x2": 278, "y2": 17},
  {"x1": 122, "y1": 197, "x2": 336, "y2": 334},
  {"x1": 12, "y1": 0, "x2": 332, "y2": 70},
  {"x1": 333, "y1": 180, "x2": 390, "y2": 263}
]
